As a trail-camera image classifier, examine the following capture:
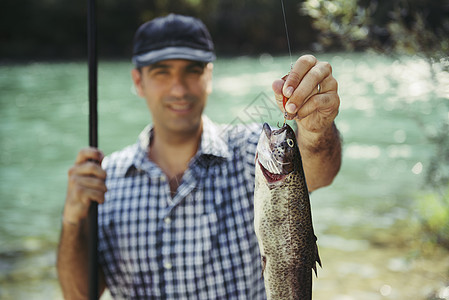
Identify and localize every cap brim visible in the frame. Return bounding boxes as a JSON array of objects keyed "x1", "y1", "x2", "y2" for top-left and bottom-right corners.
[{"x1": 132, "y1": 46, "x2": 216, "y2": 67}]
